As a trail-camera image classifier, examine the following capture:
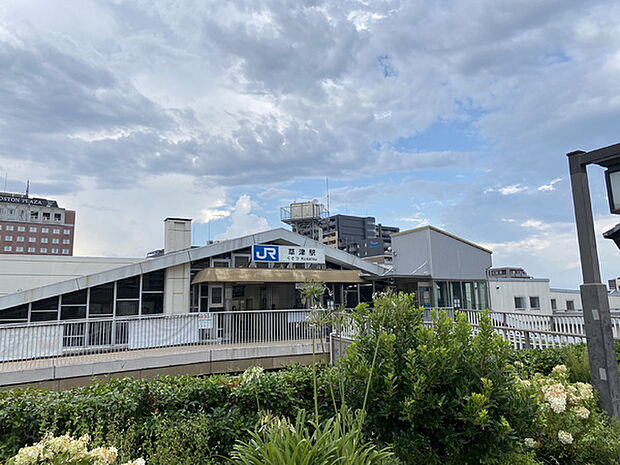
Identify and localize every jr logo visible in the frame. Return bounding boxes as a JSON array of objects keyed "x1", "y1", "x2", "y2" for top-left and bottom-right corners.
[{"x1": 252, "y1": 245, "x2": 279, "y2": 262}]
